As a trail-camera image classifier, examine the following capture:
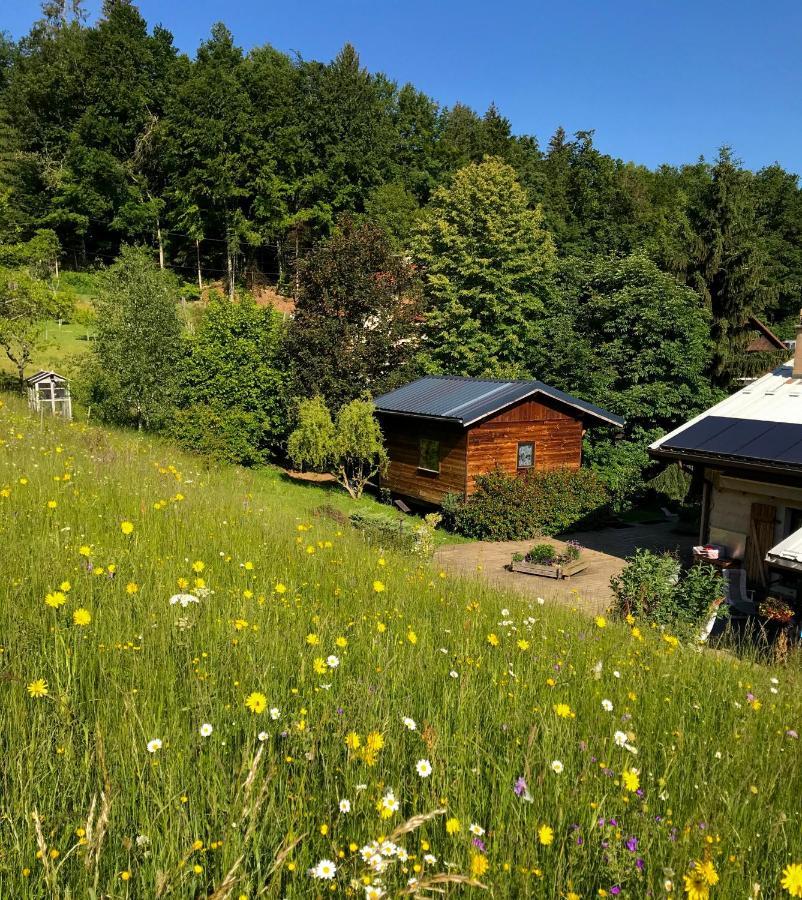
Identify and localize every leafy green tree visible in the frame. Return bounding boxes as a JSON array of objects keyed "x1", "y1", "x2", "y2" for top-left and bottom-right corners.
[
  {"x1": 86, "y1": 245, "x2": 181, "y2": 427},
  {"x1": 413, "y1": 156, "x2": 556, "y2": 376},
  {"x1": 173, "y1": 294, "x2": 289, "y2": 464},
  {"x1": 689, "y1": 147, "x2": 773, "y2": 387},
  {"x1": 363, "y1": 181, "x2": 420, "y2": 248},
  {"x1": 0, "y1": 266, "x2": 55, "y2": 385},
  {"x1": 287, "y1": 215, "x2": 422, "y2": 408},
  {"x1": 287, "y1": 395, "x2": 387, "y2": 499}
]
